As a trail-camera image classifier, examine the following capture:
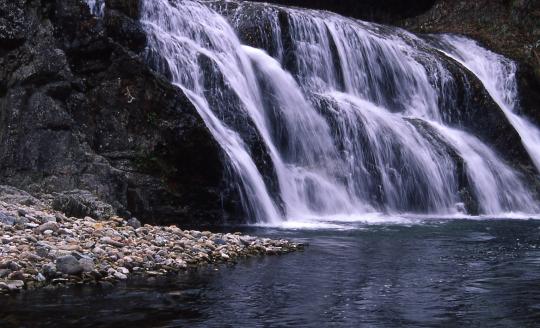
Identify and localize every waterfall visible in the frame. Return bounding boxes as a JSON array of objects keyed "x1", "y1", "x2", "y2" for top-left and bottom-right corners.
[
  {"x1": 434, "y1": 35, "x2": 540, "y2": 172},
  {"x1": 86, "y1": 0, "x2": 105, "y2": 16},
  {"x1": 86, "y1": 0, "x2": 540, "y2": 222}
]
